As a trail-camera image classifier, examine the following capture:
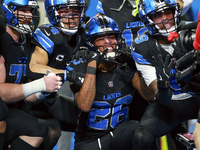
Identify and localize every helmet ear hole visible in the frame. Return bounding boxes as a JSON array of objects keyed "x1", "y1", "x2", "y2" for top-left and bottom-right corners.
[
  {"x1": 9, "y1": 4, "x2": 14, "y2": 9},
  {"x1": 10, "y1": 19, "x2": 16, "y2": 25}
]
